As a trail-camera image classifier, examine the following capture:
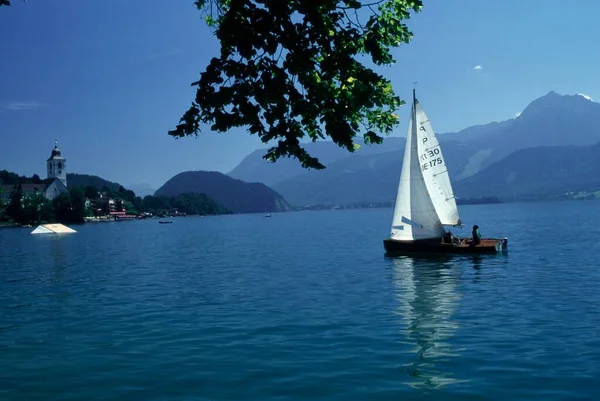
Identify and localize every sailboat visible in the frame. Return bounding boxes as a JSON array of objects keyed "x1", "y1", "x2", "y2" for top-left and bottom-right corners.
[{"x1": 383, "y1": 89, "x2": 508, "y2": 255}]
